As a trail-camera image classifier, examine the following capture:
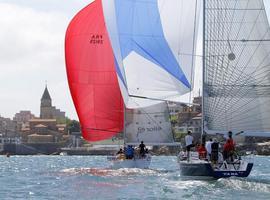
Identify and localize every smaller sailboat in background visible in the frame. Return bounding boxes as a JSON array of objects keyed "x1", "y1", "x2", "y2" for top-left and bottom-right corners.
[{"x1": 108, "y1": 101, "x2": 177, "y2": 169}]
